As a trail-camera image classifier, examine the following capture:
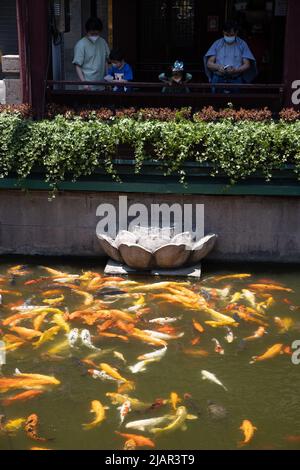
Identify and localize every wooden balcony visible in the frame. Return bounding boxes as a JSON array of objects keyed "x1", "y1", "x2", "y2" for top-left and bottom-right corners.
[{"x1": 46, "y1": 81, "x2": 285, "y2": 113}]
